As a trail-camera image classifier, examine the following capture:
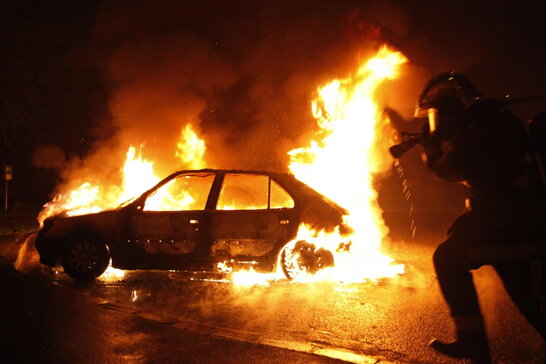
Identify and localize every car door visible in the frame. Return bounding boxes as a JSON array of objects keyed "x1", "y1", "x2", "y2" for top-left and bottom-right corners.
[
  {"x1": 209, "y1": 172, "x2": 297, "y2": 261},
  {"x1": 129, "y1": 171, "x2": 216, "y2": 267}
]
